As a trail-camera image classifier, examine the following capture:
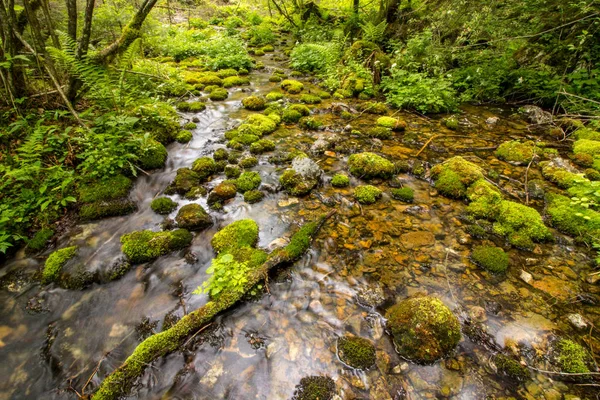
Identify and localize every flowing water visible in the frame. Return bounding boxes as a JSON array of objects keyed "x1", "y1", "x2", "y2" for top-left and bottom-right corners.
[{"x1": 0, "y1": 46, "x2": 598, "y2": 400}]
